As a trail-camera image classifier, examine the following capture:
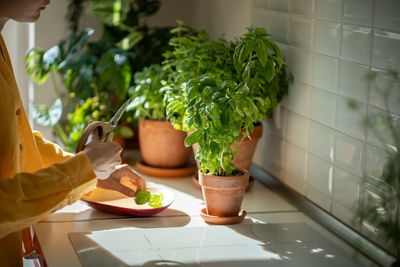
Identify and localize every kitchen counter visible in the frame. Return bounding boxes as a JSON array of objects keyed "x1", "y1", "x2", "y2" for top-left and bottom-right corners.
[{"x1": 34, "y1": 170, "x2": 374, "y2": 266}]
